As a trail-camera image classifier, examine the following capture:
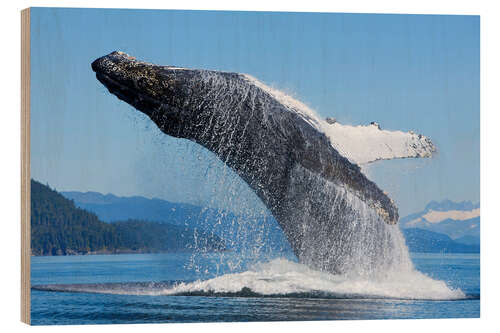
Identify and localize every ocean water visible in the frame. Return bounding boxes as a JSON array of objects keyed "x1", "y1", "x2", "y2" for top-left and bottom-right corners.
[{"x1": 30, "y1": 252, "x2": 479, "y2": 325}]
